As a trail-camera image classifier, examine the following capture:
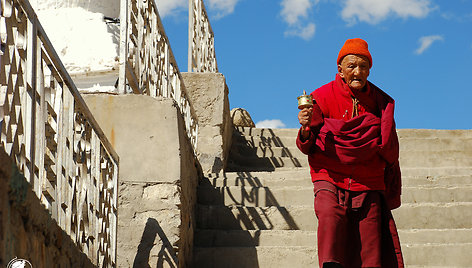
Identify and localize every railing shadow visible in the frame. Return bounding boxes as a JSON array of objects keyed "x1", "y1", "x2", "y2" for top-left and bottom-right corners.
[
  {"x1": 133, "y1": 218, "x2": 179, "y2": 268},
  {"x1": 196, "y1": 174, "x2": 261, "y2": 268},
  {"x1": 202, "y1": 172, "x2": 300, "y2": 231},
  {"x1": 227, "y1": 127, "x2": 303, "y2": 171},
  {"x1": 195, "y1": 127, "x2": 314, "y2": 266},
  {"x1": 267, "y1": 128, "x2": 303, "y2": 168}
]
